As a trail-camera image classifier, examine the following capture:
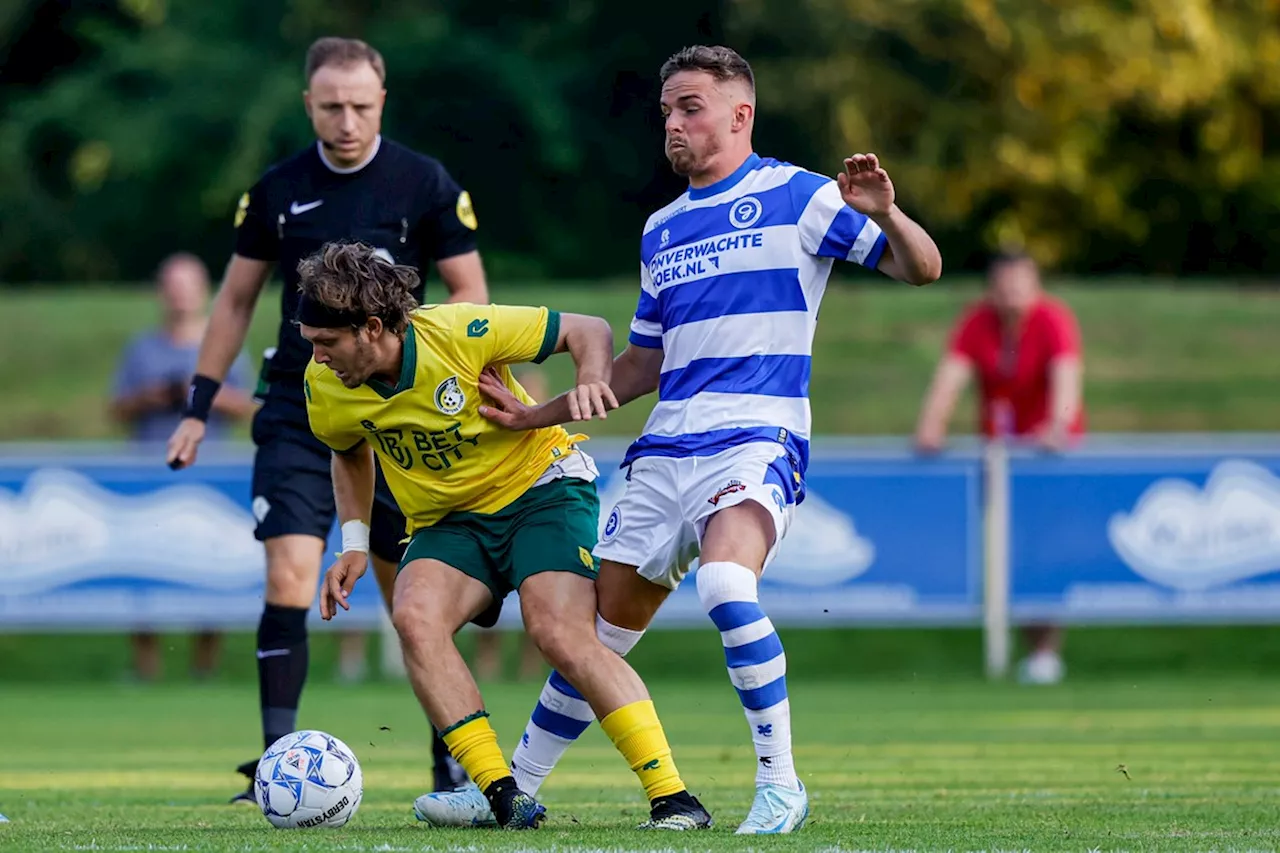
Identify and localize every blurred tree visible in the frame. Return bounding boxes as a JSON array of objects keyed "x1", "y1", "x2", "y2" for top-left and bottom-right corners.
[
  {"x1": 0, "y1": 0, "x2": 720, "y2": 282},
  {"x1": 4, "y1": 0, "x2": 1278, "y2": 280},
  {"x1": 729, "y1": 0, "x2": 1280, "y2": 274}
]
